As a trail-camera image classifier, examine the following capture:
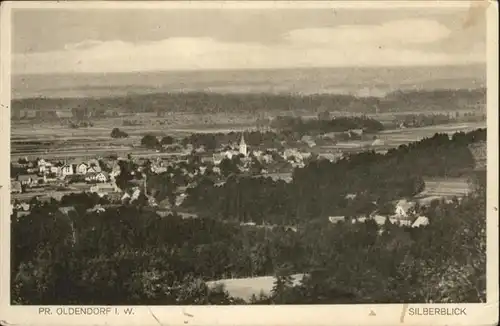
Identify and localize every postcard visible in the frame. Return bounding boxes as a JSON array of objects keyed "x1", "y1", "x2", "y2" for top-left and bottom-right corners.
[{"x1": 0, "y1": 1, "x2": 498, "y2": 326}]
